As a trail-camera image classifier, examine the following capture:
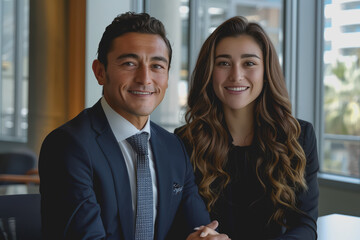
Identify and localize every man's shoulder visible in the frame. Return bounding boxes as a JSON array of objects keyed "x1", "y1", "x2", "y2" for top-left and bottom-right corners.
[
  {"x1": 59, "y1": 100, "x2": 103, "y2": 129},
  {"x1": 57, "y1": 108, "x2": 92, "y2": 131},
  {"x1": 47, "y1": 102, "x2": 103, "y2": 140}
]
